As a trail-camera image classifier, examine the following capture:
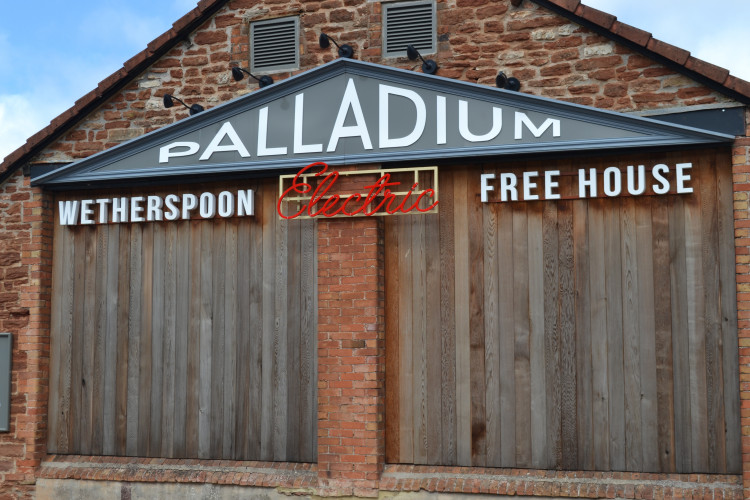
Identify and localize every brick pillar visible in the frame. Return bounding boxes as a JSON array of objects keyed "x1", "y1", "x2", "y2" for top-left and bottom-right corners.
[
  {"x1": 733, "y1": 133, "x2": 750, "y2": 498},
  {"x1": 0, "y1": 172, "x2": 53, "y2": 499},
  {"x1": 316, "y1": 216, "x2": 385, "y2": 498}
]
